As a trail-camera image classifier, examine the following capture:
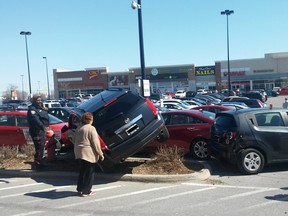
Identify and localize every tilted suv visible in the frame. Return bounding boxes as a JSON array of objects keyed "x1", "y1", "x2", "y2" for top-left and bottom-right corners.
[
  {"x1": 209, "y1": 108, "x2": 288, "y2": 174},
  {"x1": 67, "y1": 89, "x2": 169, "y2": 169}
]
